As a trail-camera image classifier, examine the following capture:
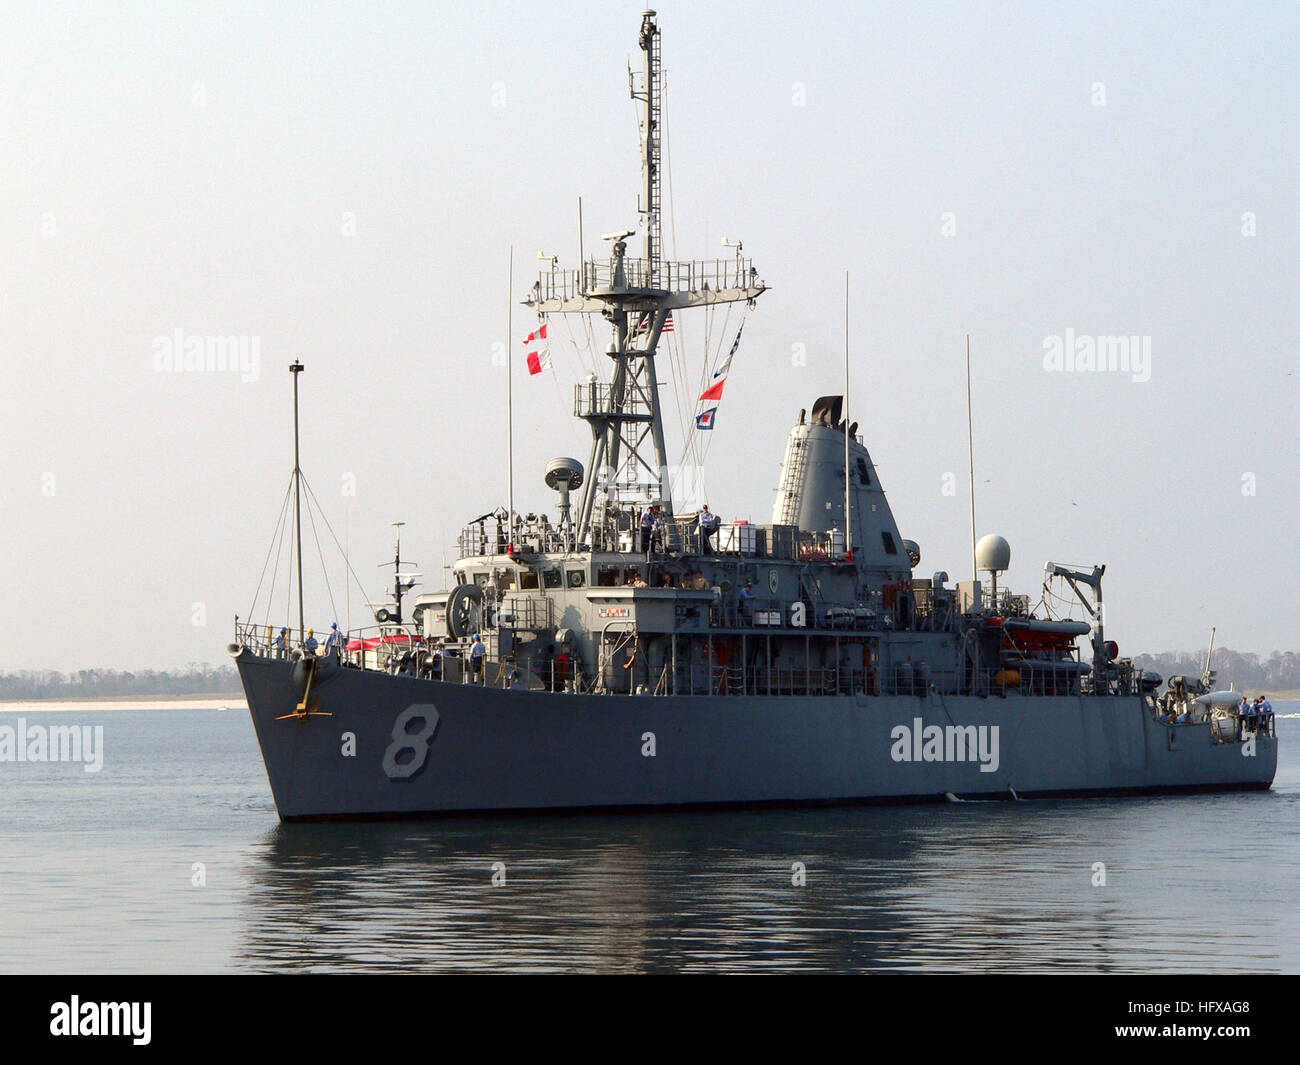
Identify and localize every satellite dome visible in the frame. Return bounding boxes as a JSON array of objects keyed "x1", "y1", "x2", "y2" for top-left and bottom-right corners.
[{"x1": 975, "y1": 534, "x2": 1011, "y2": 573}]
